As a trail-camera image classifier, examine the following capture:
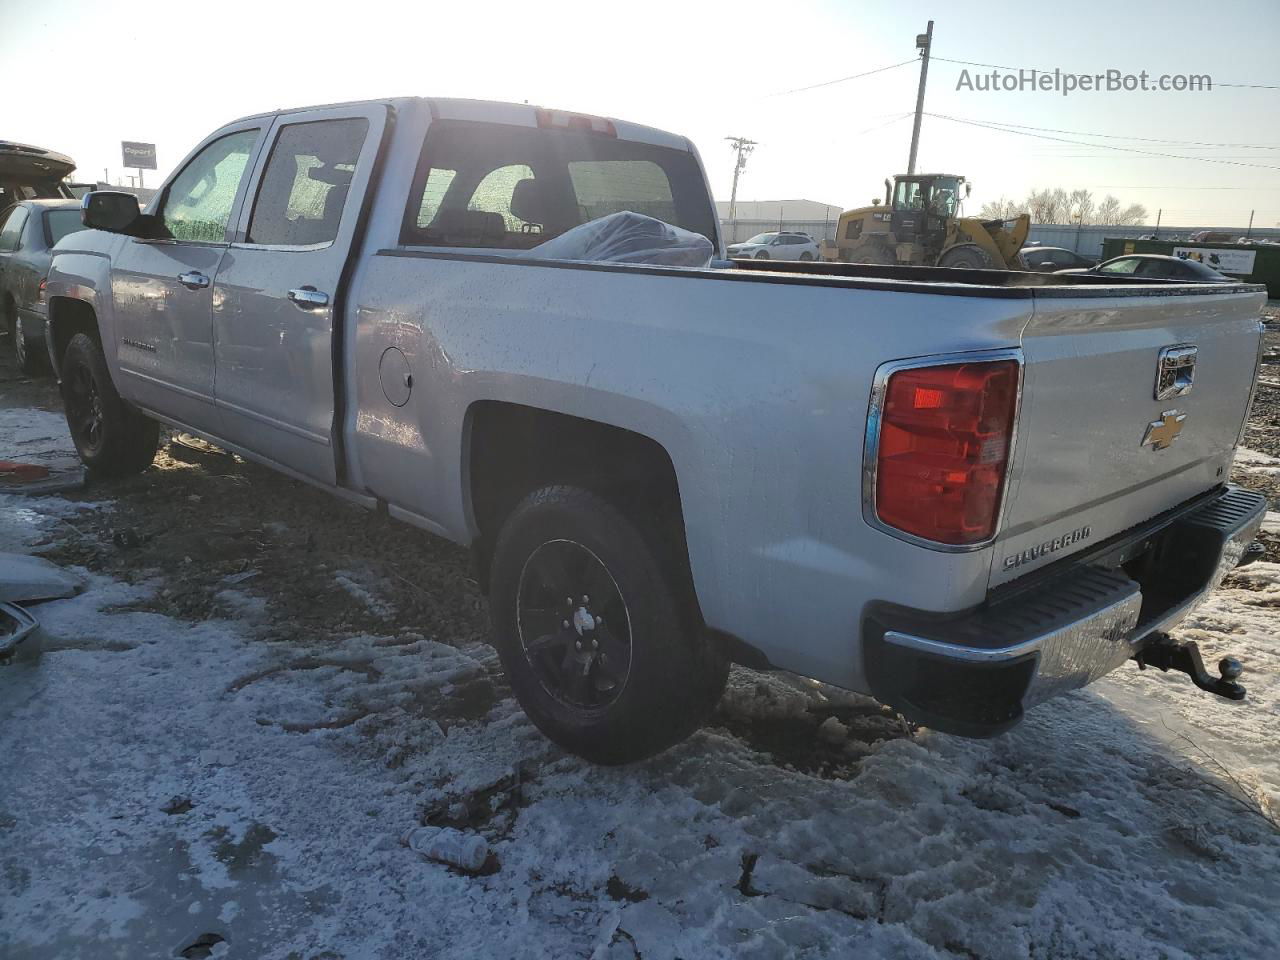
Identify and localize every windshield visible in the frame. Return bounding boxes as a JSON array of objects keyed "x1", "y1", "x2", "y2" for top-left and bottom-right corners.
[
  {"x1": 745, "y1": 233, "x2": 776, "y2": 245},
  {"x1": 45, "y1": 209, "x2": 85, "y2": 246}
]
